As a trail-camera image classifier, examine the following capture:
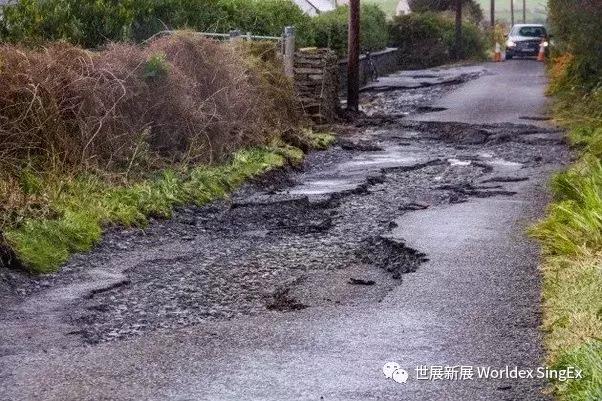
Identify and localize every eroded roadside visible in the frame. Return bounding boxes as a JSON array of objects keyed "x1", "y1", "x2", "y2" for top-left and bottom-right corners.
[{"x1": 0, "y1": 65, "x2": 568, "y2": 359}]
